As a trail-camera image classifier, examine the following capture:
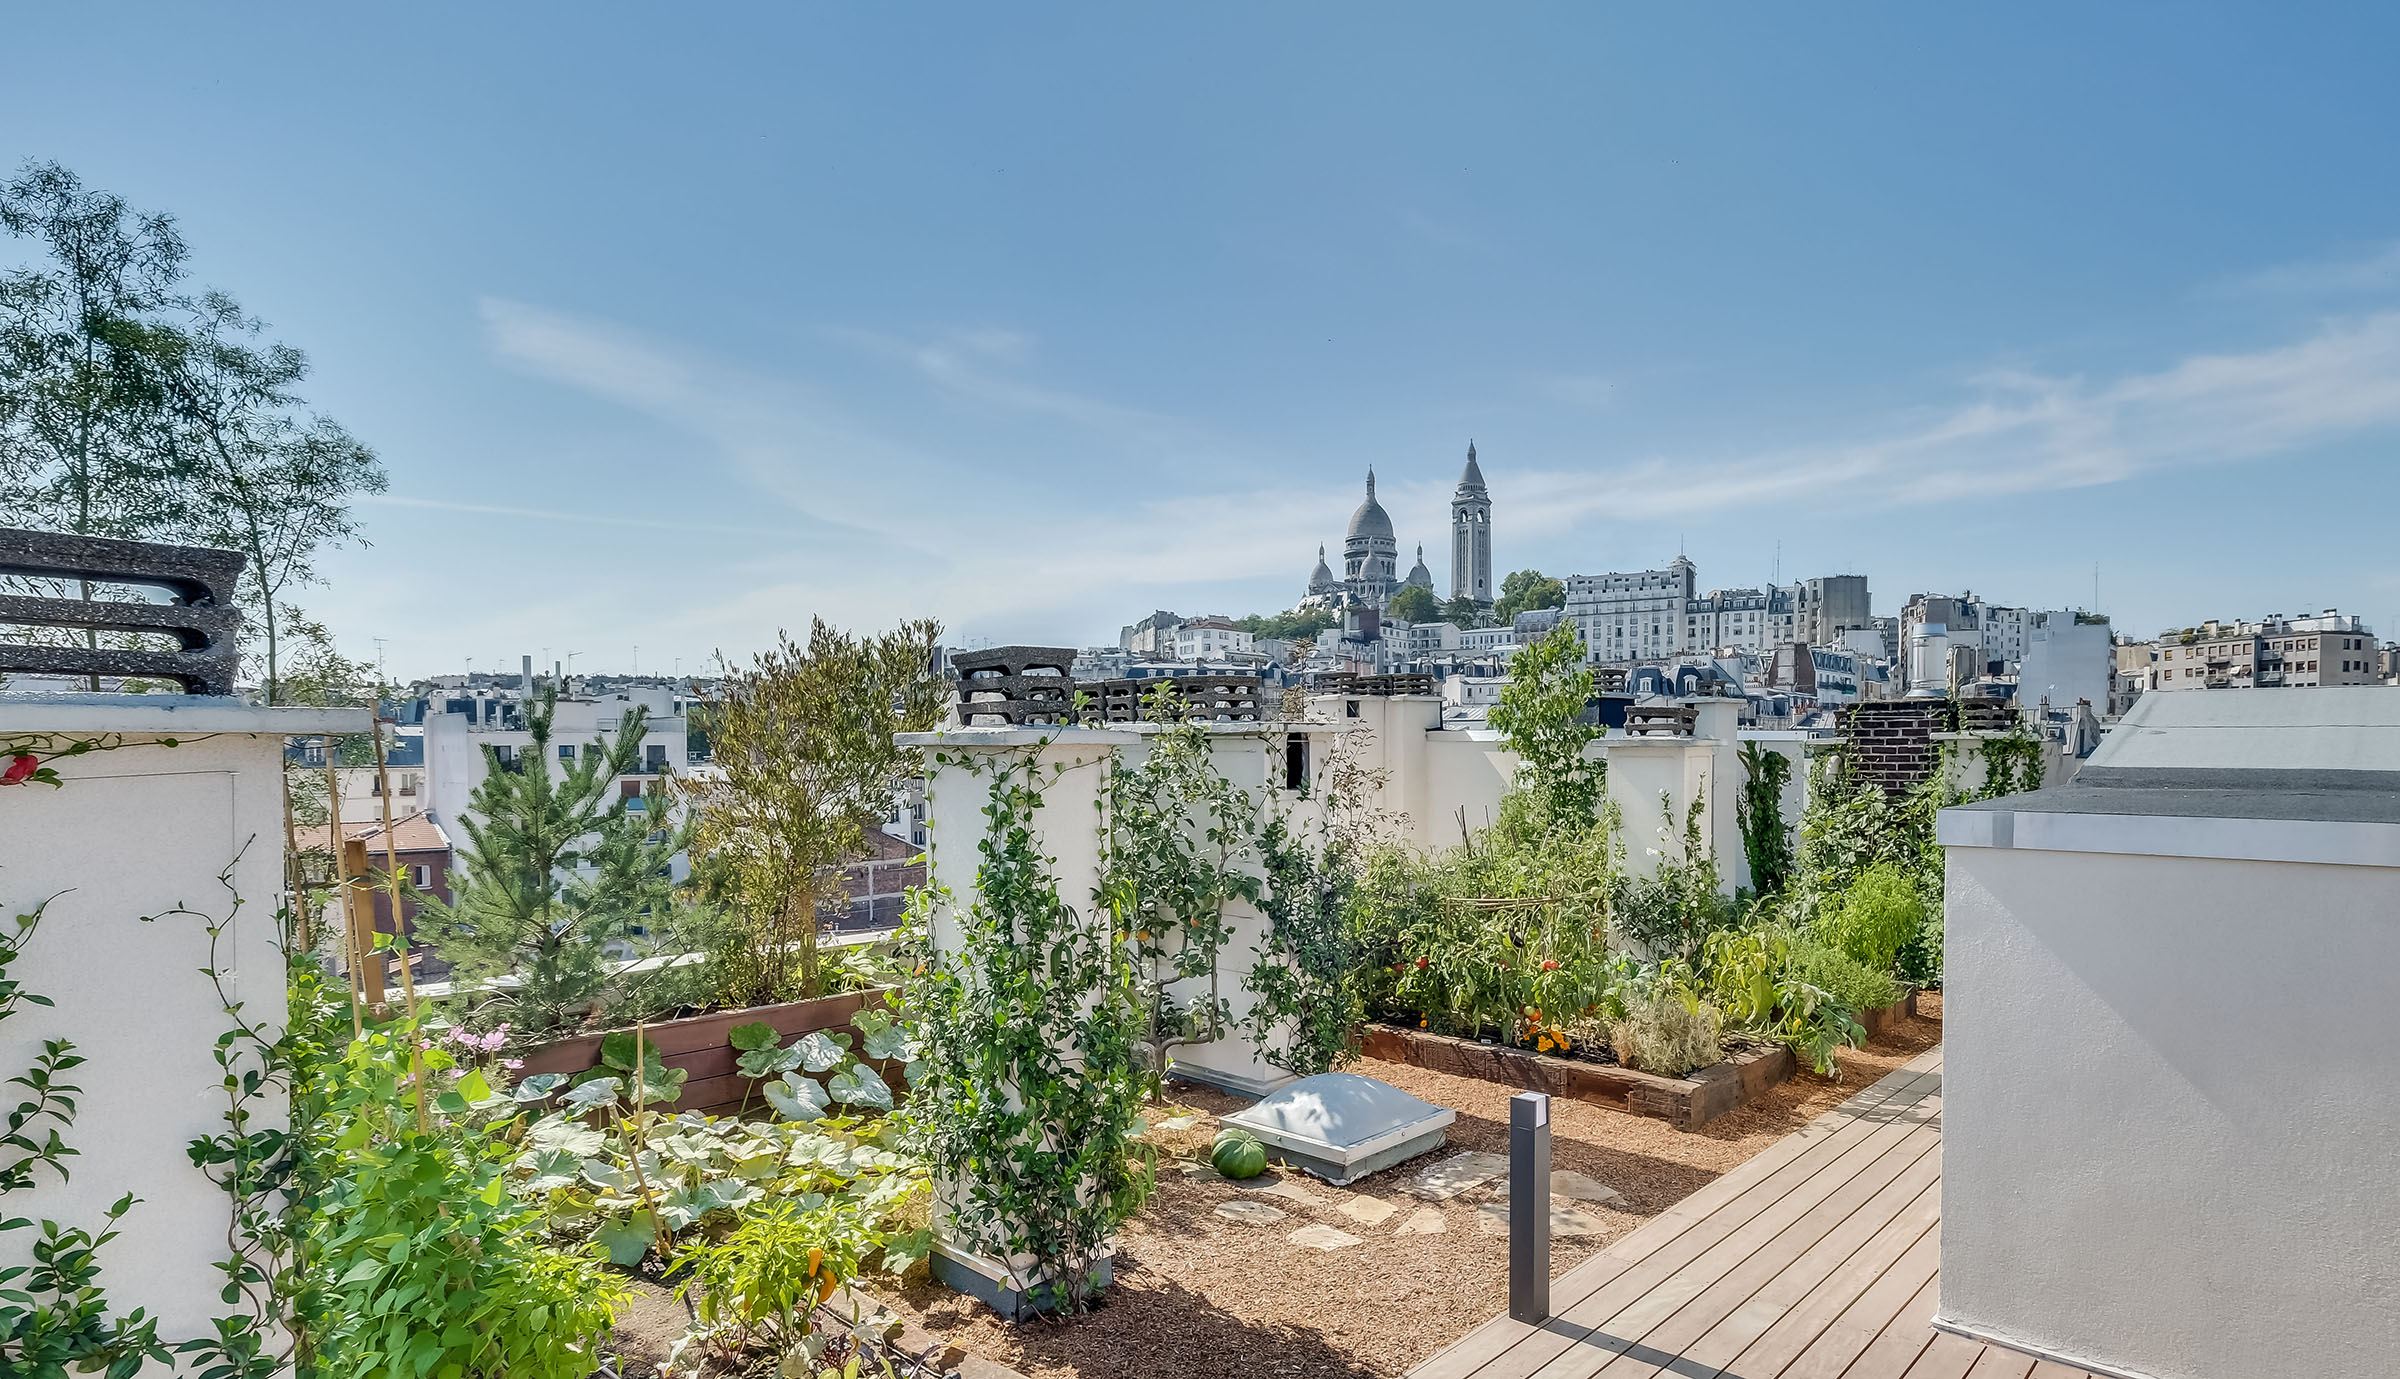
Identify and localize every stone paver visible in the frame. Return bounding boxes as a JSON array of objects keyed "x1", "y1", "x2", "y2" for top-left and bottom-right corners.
[
  {"x1": 1491, "y1": 1170, "x2": 1625, "y2": 1205},
  {"x1": 1550, "y1": 1170, "x2": 1625, "y2": 1204},
  {"x1": 1239, "y1": 1175, "x2": 1327, "y2": 1207},
  {"x1": 1396, "y1": 1206, "x2": 1448, "y2": 1236},
  {"x1": 1337, "y1": 1196, "x2": 1399, "y2": 1226},
  {"x1": 1214, "y1": 1199, "x2": 1287, "y2": 1225},
  {"x1": 1476, "y1": 1201, "x2": 1612, "y2": 1238},
  {"x1": 1288, "y1": 1224, "x2": 1363, "y2": 1251},
  {"x1": 1407, "y1": 1150, "x2": 1509, "y2": 1201}
]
